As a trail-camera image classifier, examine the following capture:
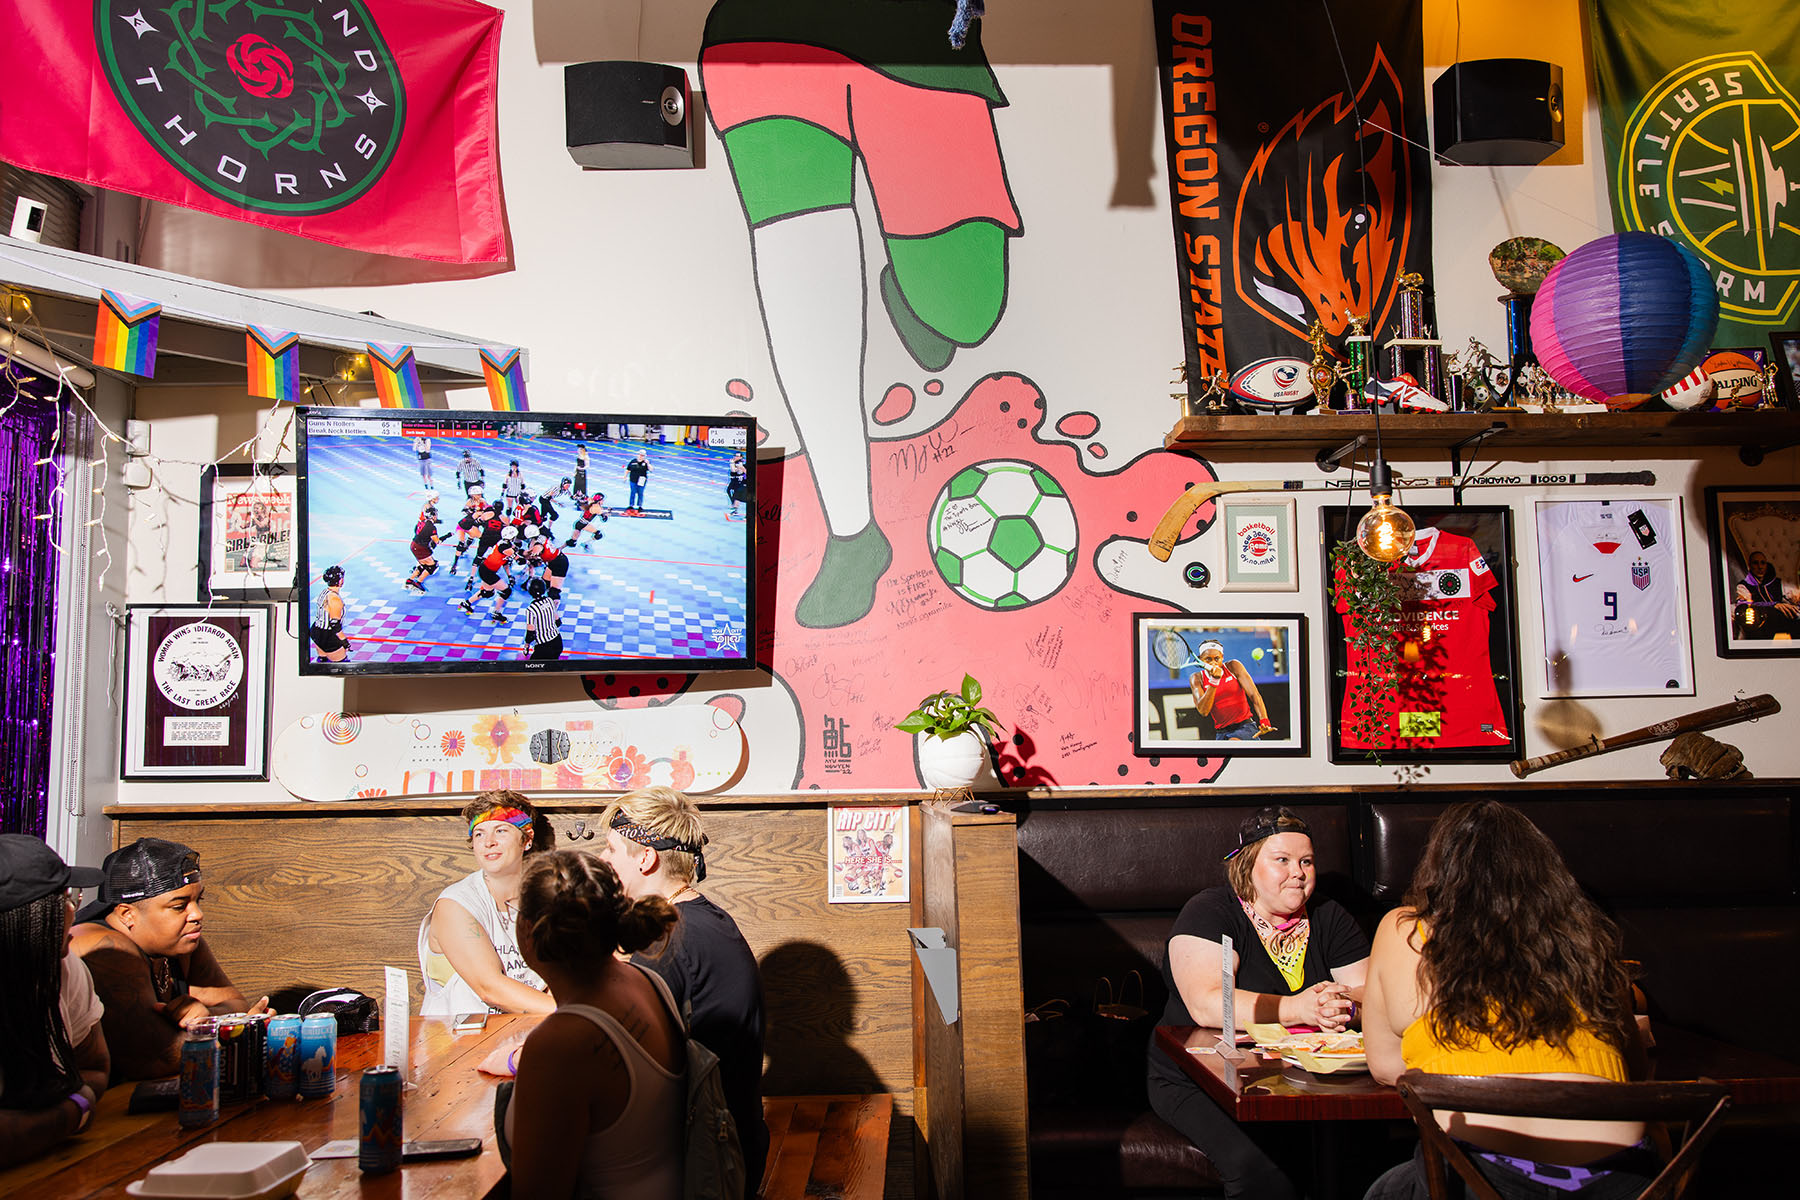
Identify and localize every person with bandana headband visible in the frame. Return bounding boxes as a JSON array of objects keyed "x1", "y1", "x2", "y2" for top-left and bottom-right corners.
[
  {"x1": 70, "y1": 838, "x2": 268, "y2": 1082},
  {"x1": 1148, "y1": 808, "x2": 1368, "y2": 1200},
  {"x1": 1187, "y1": 640, "x2": 1275, "y2": 740},
  {"x1": 595, "y1": 786, "x2": 768, "y2": 1199},
  {"x1": 417, "y1": 791, "x2": 556, "y2": 1016}
]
